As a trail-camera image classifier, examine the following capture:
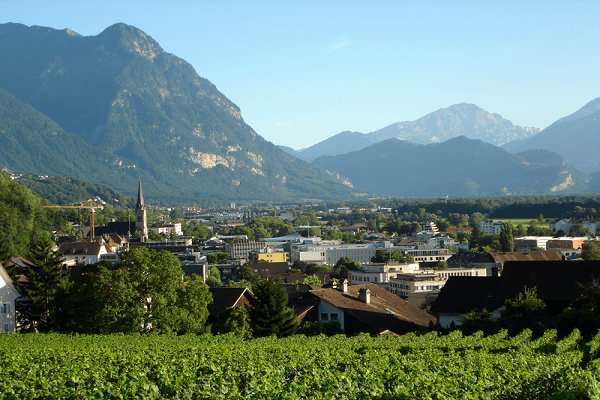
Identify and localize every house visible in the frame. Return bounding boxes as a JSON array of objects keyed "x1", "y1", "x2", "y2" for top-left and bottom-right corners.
[
  {"x1": 490, "y1": 250, "x2": 564, "y2": 273},
  {"x1": 58, "y1": 241, "x2": 108, "y2": 265},
  {"x1": 431, "y1": 276, "x2": 501, "y2": 329},
  {"x1": 432, "y1": 260, "x2": 600, "y2": 328},
  {"x1": 248, "y1": 248, "x2": 289, "y2": 264},
  {"x1": 478, "y1": 221, "x2": 505, "y2": 235},
  {"x1": 206, "y1": 287, "x2": 256, "y2": 333},
  {"x1": 306, "y1": 282, "x2": 436, "y2": 335},
  {"x1": 0, "y1": 263, "x2": 20, "y2": 333}
]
